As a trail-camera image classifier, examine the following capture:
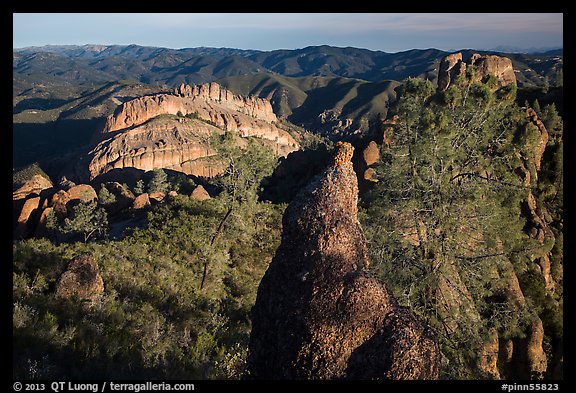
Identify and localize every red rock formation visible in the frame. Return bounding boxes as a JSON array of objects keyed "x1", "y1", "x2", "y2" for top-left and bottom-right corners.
[
  {"x1": 190, "y1": 185, "x2": 210, "y2": 201},
  {"x1": 247, "y1": 142, "x2": 440, "y2": 380},
  {"x1": 67, "y1": 184, "x2": 97, "y2": 203},
  {"x1": 15, "y1": 197, "x2": 41, "y2": 239},
  {"x1": 437, "y1": 52, "x2": 464, "y2": 92},
  {"x1": 355, "y1": 140, "x2": 380, "y2": 186},
  {"x1": 13, "y1": 174, "x2": 53, "y2": 201},
  {"x1": 517, "y1": 108, "x2": 556, "y2": 292},
  {"x1": 363, "y1": 167, "x2": 378, "y2": 182},
  {"x1": 49, "y1": 190, "x2": 71, "y2": 219},
  {"x1": 525, "y1": 107, "x2": 550, "y2": 173},
  {"x1": 437, "y1": 52, "x2": 516, "y2": 91},
  {"x1": 362, "y1": 141, "x2": 380, "y2": 167},
  {"x1": 470, "y1": 54, "x2": 516, "y2": 87},
  {"x1": 82, "y1": 83, "x2": 299, "y2": 181},
  {"x1": 132, "y1": 193, "x2": 151, "y2": 210},
  {"x1": 34, "y1": 207, "x2": 54, "y2": 238},
  {"x1": 148, "y1": 191, "x2": 165, "y2": 204},
  {"x1": 13, "y1": 175, "x2": 54, "y2": 235}
]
